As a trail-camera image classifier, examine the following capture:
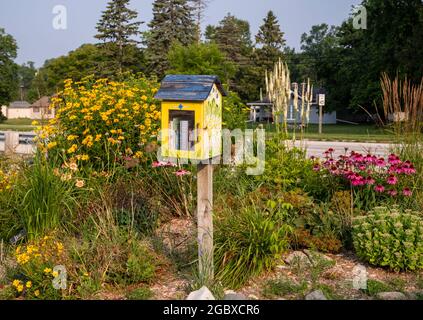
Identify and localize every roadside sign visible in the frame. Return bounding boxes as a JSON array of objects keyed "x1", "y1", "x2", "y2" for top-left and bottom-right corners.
[{"x1": 318, "y1": 94, "x2": 326, "y2": 106}]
